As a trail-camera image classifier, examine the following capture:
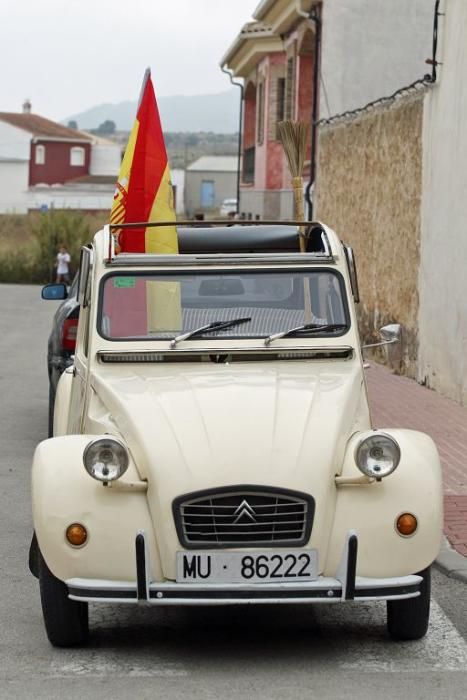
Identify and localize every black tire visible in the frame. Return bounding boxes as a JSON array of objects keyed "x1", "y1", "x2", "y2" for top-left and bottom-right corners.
[
  {"x1": 387, "y1": 567, "x2": 431, "y2": 640},
  {"x1": 48, "y1": 381, "x2": 55, "y2": 438},
  {"x1": 28, "y1": 532, "x2": 39, "y2": 578},
  {"x1": 39, "y1": 551, "x2": 89, "y2": 647}
]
